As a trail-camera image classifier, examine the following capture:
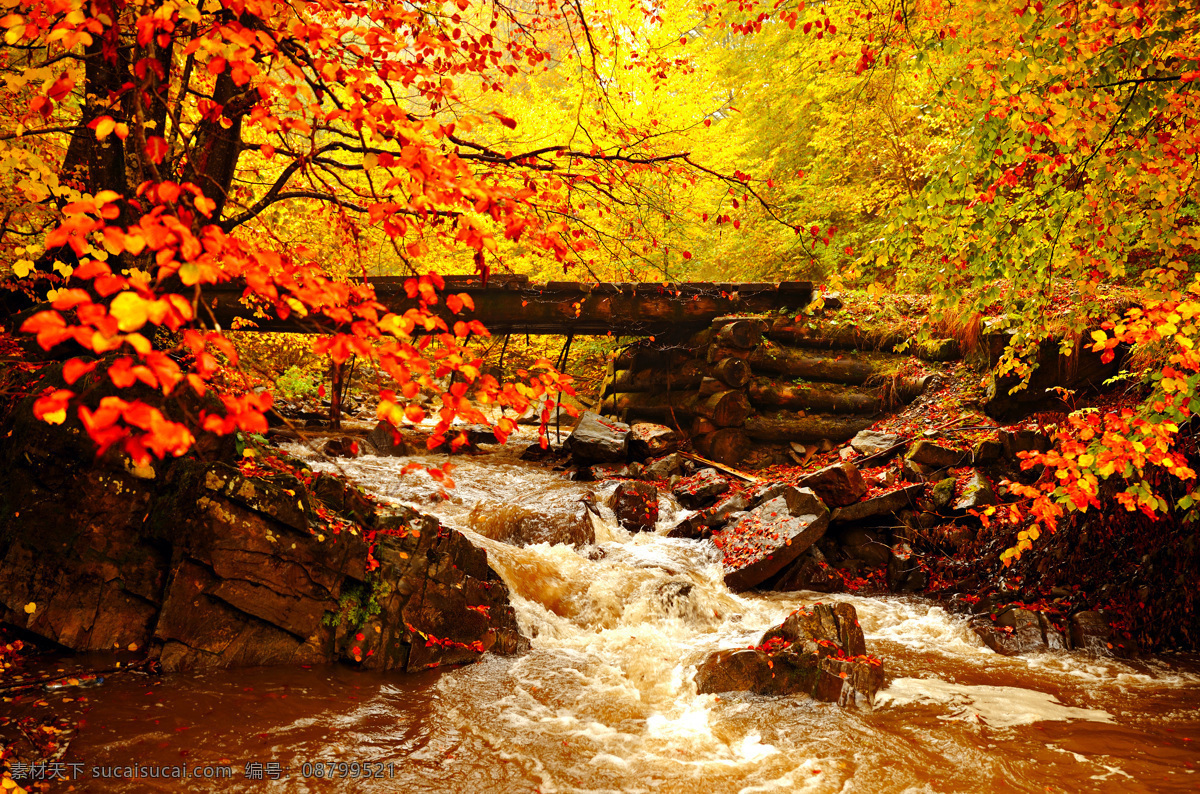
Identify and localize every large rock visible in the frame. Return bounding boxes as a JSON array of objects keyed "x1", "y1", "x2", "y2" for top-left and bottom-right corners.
[
  {"x1": 771, "y1": 546, "x2": 844, "y2": 592},
  {"x1": 367, "y1": 421, "x2": 413, "y2": 456},
  {"x1": 850, "y1": 430, "x2": 901, "y2": 457},
  {"x1": 672, "y1": 468, "x2": 731, "y2": 509},
  {"x1": 970, "y1": 608, "x2": 1065, "y2": 656},
  {"x1": 694, "y1": 602, "x2": 882, "y2": 706},
  {"x1": 644, "y1": 453, "x2": 684, "y2": 480},
  {"x1": 321, "y1": 435, "x2": 361, "y2": 458},
  {"x1": 667, "y1": 491, "x2": 749, "y2": 540},
  {"x1": 953, "y1": 471, "x2": 997, "y2": 511},
  {"x1": 906, "y1": 440, "x2": 968, "y2": 469},
  {"x1": 1069, "y1": 611, "x2": 1115, "y2": 654},
  {"x1": 0, "y1": 402, "x2": 528, "y2": 673},
  {"x1": 566, "y1": 412, "x2": 630, "y2": 463},
  {"x1": 831, "y1": 483, "x2": 925, "y2": 523},
  {"x1": 717, "y1": 492, "x2": 830, "y2": 592},
  {"x1": 799, "y1": 461, "x2": 868, "y2": 508},
  {"x1": 467, "y1": 499, "x2": 595, "y2": 547},
  {"x1": 608, "y1": 481, "x2": 660, "y2": 532},
  {"x1": 628, "y1": 423, "x2": 680, "y2": 460}
]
